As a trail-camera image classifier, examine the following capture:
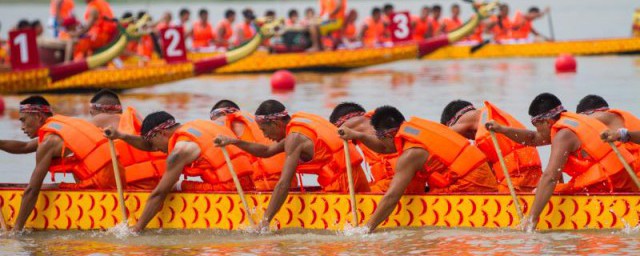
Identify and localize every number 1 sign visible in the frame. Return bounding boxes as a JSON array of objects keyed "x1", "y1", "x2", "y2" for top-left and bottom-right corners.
[{"x1": 9, "y1": 29, "x2": 40, "y2": 71}]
